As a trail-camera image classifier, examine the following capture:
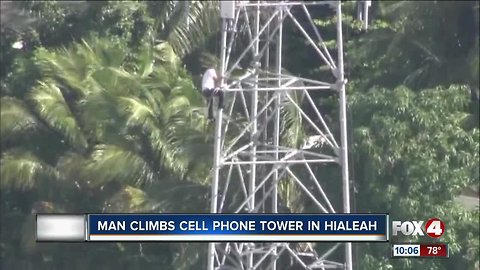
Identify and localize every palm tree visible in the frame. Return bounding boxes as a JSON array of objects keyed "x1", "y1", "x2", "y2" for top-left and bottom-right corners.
[
  {"x1": 0, "y1": 2, "x2": 222, "y2": 269},
  {"x1": 1, "y1": 2, "x2": 316, "y2": 268},
  {"x1": 0, "y1": 36, "x2": 213, "y2": 269}
]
